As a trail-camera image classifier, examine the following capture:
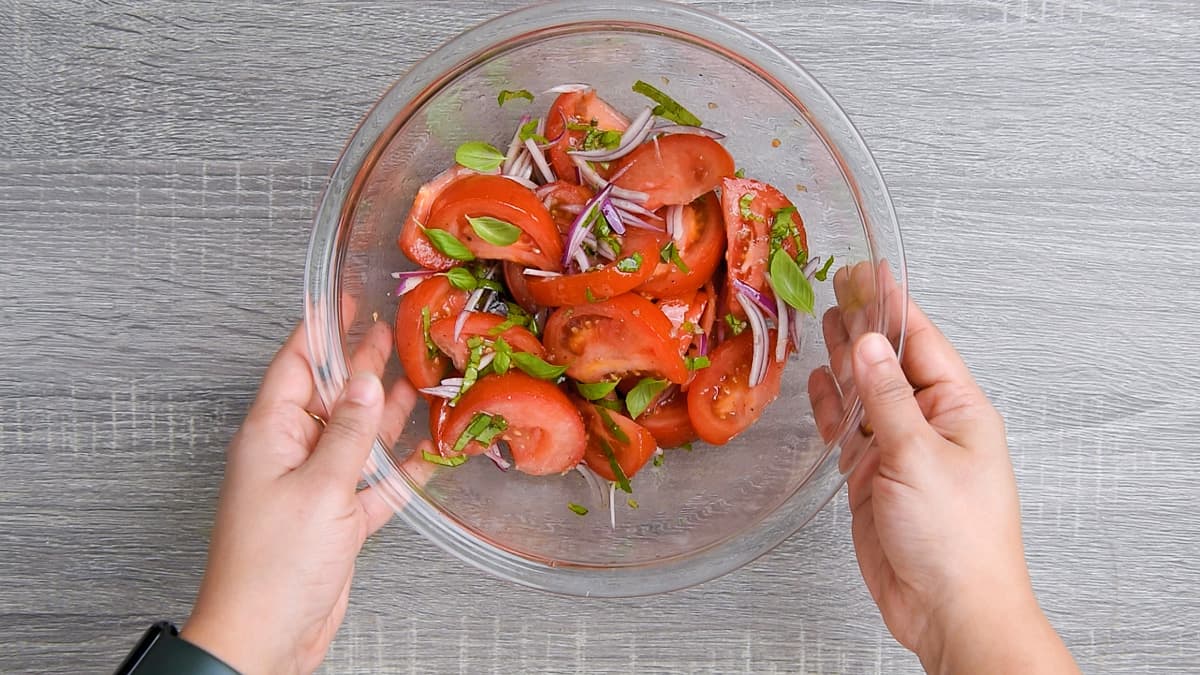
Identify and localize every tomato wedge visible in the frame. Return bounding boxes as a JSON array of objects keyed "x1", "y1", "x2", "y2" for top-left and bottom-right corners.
[
  {"x1": 429, "y1": 312, "x2": 544, "y2": 371},
  {"x1": 638, "y1": 192, "x2": 725, "y2": 298},
  {"x1": 502, "y1": 262, "x2": 540, "y2": 314},
  {"x1": 395, "y1": 276, "x2": 469, "y2": 389},
  {"x1": 440, "y1": 372, "x2": 586, "y2": 475},
  {"x1": 426, "y1": 175, "x2": 563, "y2": 270},
  {"x1": 638, "y1": 387, "x2": 698, "y2": 449},
  {"x1": 720, "y1": 177, "x2": 808, "y2": 303},
  {"x1": 656, "y1": 288, "x2": 710, "y2": 356},
  {"x1": 538, "y1": 180, "x2": 595, "y2": 234},
  {"x1": 687, "y1": 329, "x2": 786, "y2": 445},
  {"x1": 429, "y1": 398, "x2": 451, "y2": 450},
  {"x1": 575, "y1": 400, "x2": 658, "y2": 482},
  {"x1": 544, "y1": 294, "x2": 688, "y2": 384},
  {"x1": 397, "y1": 166, "x2": 475, "y2": 271},
  {"x1": 525, "y1": 229, "x2": 662, "y2": 307},
  {"x1": 544, "y1": 90, "x2": 629, "y2": 184},
  {"x1": 611, "y1": 135, "x2": 735, "y2": 210}
]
